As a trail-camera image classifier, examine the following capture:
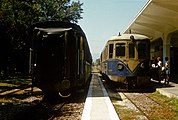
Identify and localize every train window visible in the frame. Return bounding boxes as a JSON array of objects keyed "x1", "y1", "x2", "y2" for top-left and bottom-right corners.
[
  {"x1": 109, "y1": 44, "x2": 113, "y2": 58},
  {"x1": 138, "y1": 43, "x2": 147, "y2": 59},
  {"x1": 129, "y1": 43, "x2": 135, "y2": 58},
  {"x1": 116, "y1": 43, "x2": 125, "y2": 57}
]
